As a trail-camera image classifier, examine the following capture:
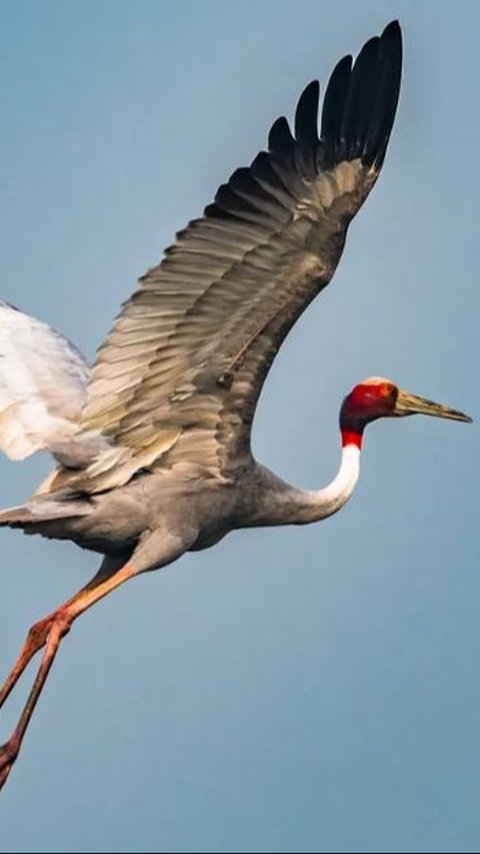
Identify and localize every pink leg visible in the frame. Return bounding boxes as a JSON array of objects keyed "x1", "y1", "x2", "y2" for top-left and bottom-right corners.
[
  {"x1": 0, "y1": 560, "x2": 138, "y2": 792},
  {"x1": 0, "y1": 613, "x2": 59, "y2": 712},
  {"x1": 0, "y1": 555, "x2": 123, "y2": 712}
]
